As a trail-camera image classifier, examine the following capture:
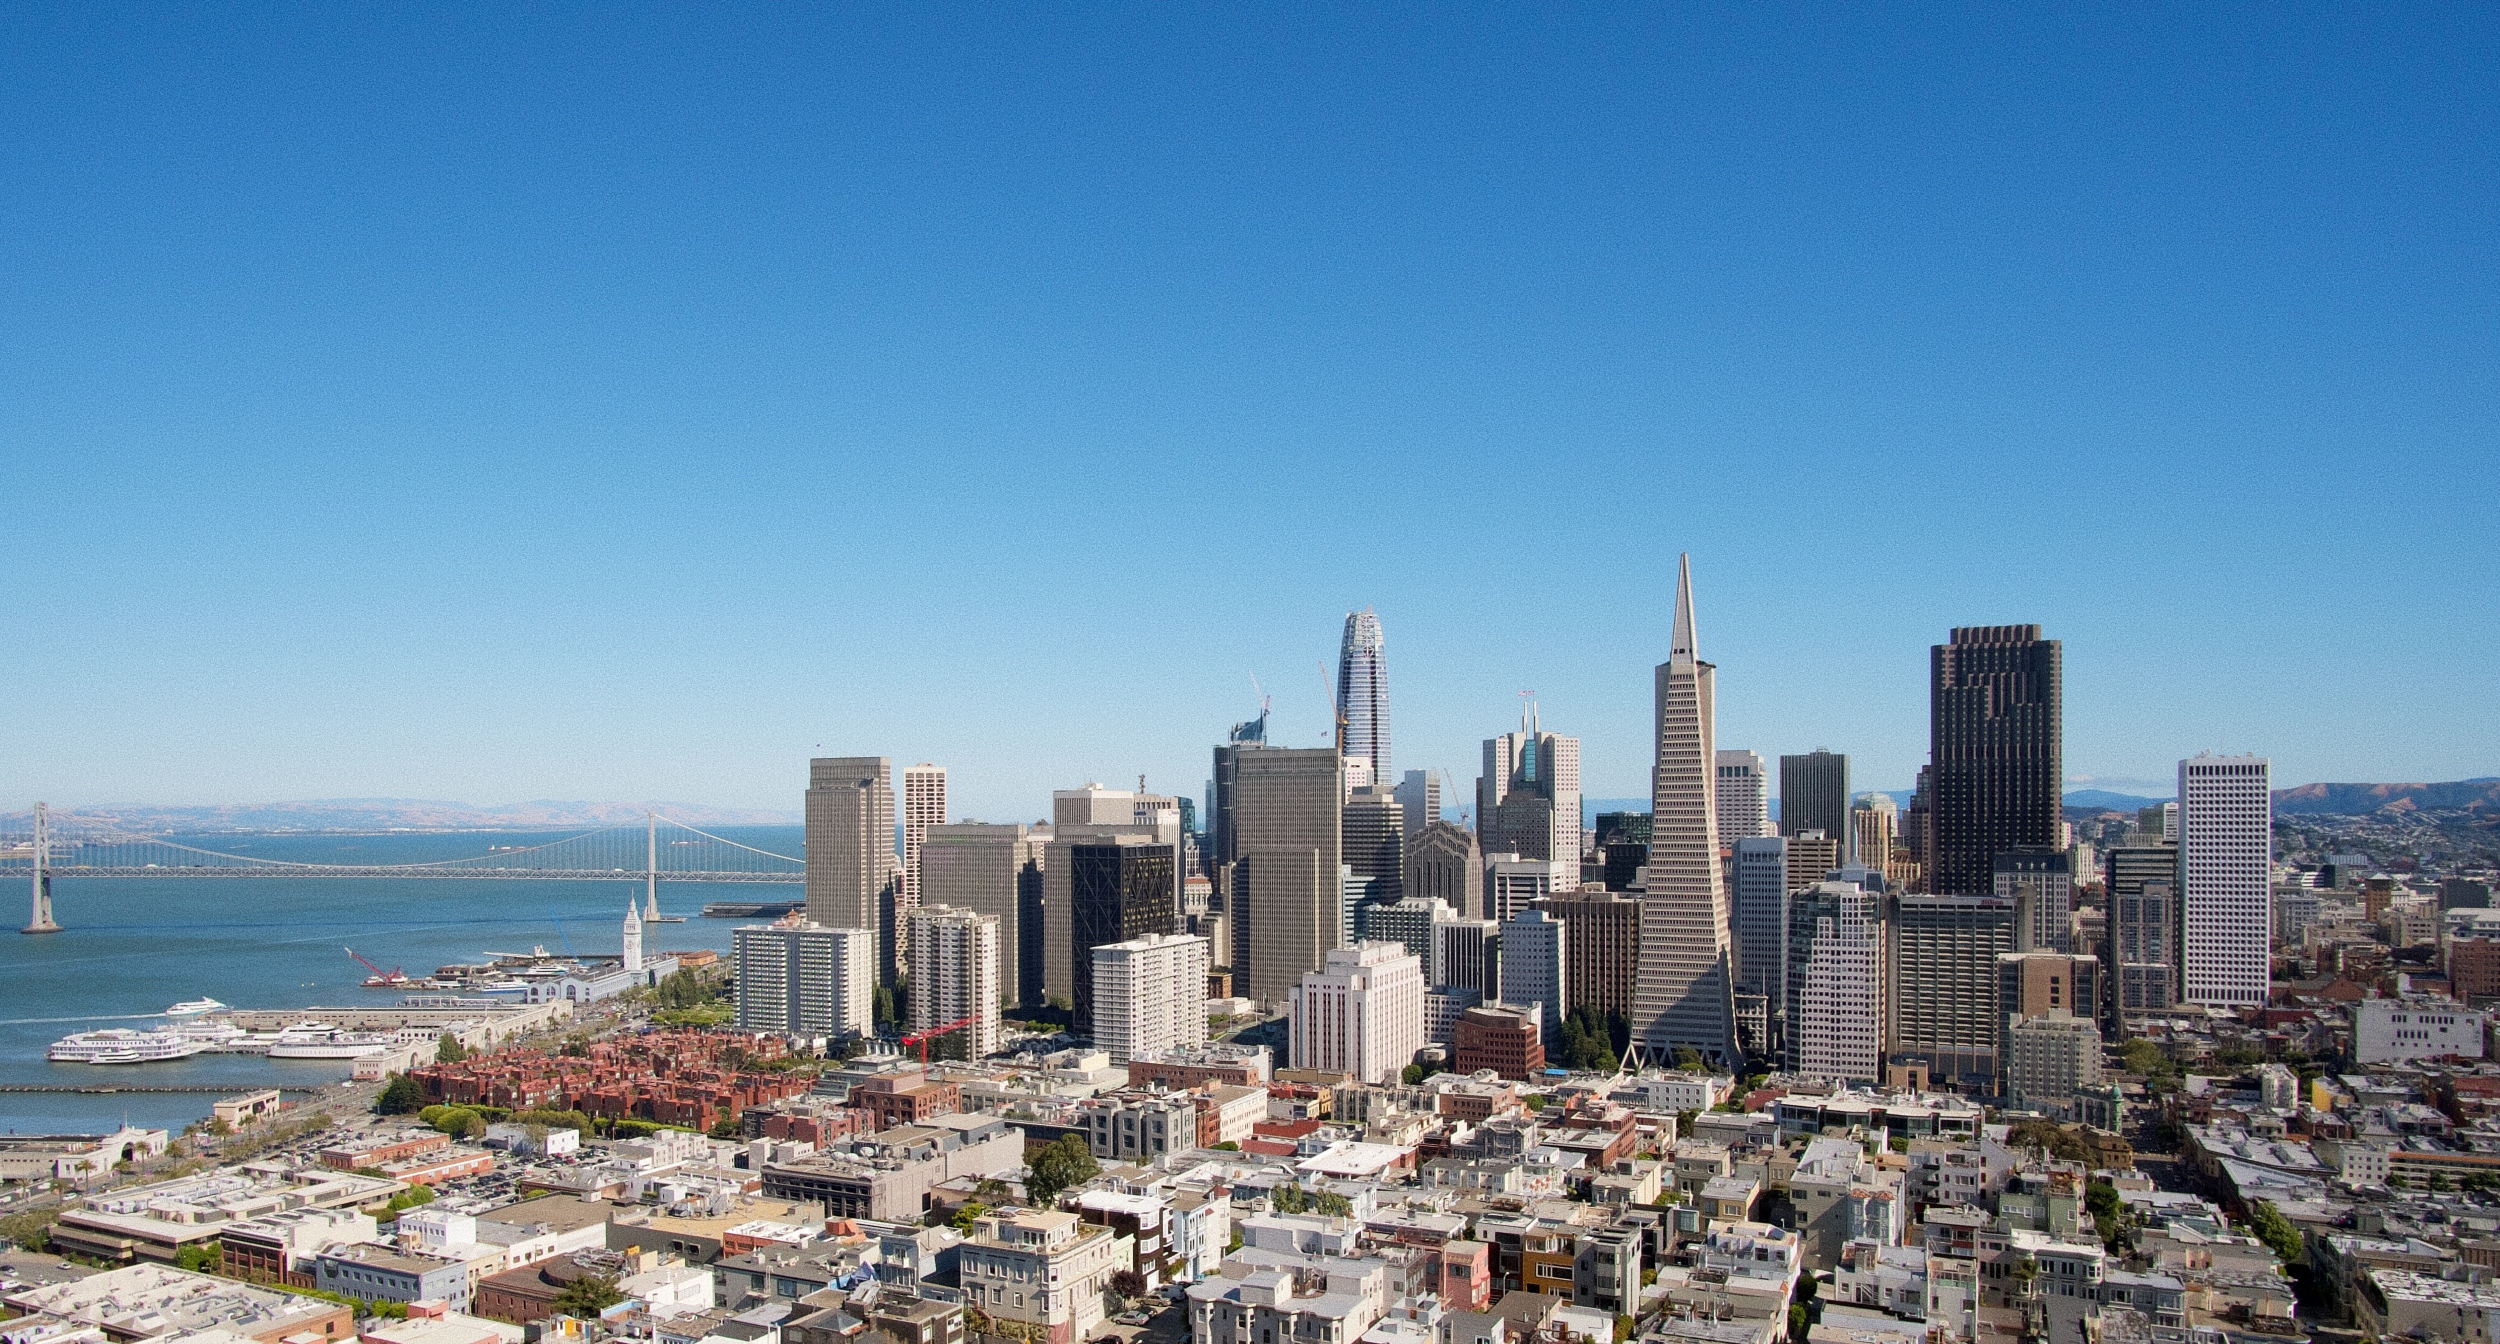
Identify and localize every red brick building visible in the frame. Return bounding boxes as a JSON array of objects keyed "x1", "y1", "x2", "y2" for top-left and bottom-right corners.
[{"x1": 1453, "y1": 1005, "x2": 1544, "y2": 1080}]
